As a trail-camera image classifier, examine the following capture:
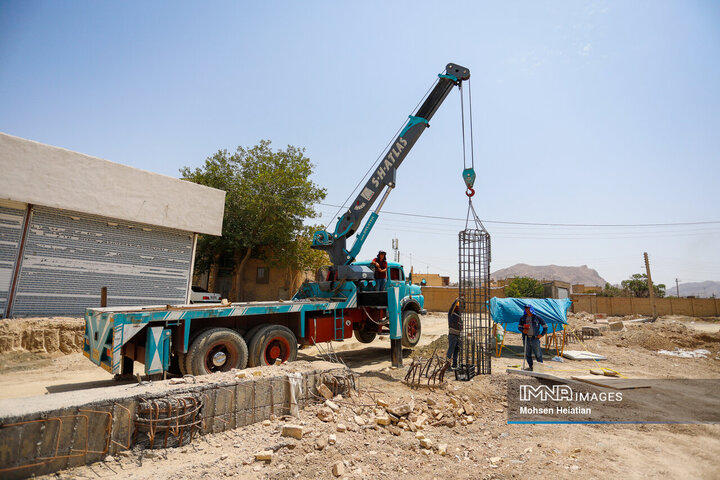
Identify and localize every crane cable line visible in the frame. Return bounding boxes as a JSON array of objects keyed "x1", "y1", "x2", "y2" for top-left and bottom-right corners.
[{"x1": 316, "y1": 203, "x2": 720, "y2": 228}]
